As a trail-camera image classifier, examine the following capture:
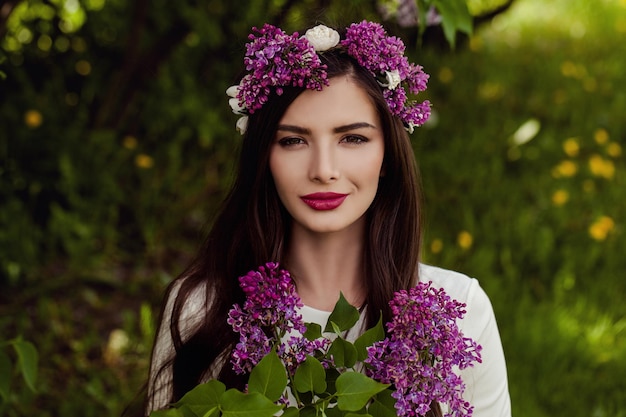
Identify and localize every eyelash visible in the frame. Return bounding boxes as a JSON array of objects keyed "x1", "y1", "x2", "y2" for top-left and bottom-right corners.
[
  {"x1": 341, "y1": 135, "x2": 368, "y2": 145},
  {"x1": 277, "y1": 135, "x2": 369, "y2": 147},
  {"x1": 278, "y1": 137, "x2": 305, "y2": 147}
]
